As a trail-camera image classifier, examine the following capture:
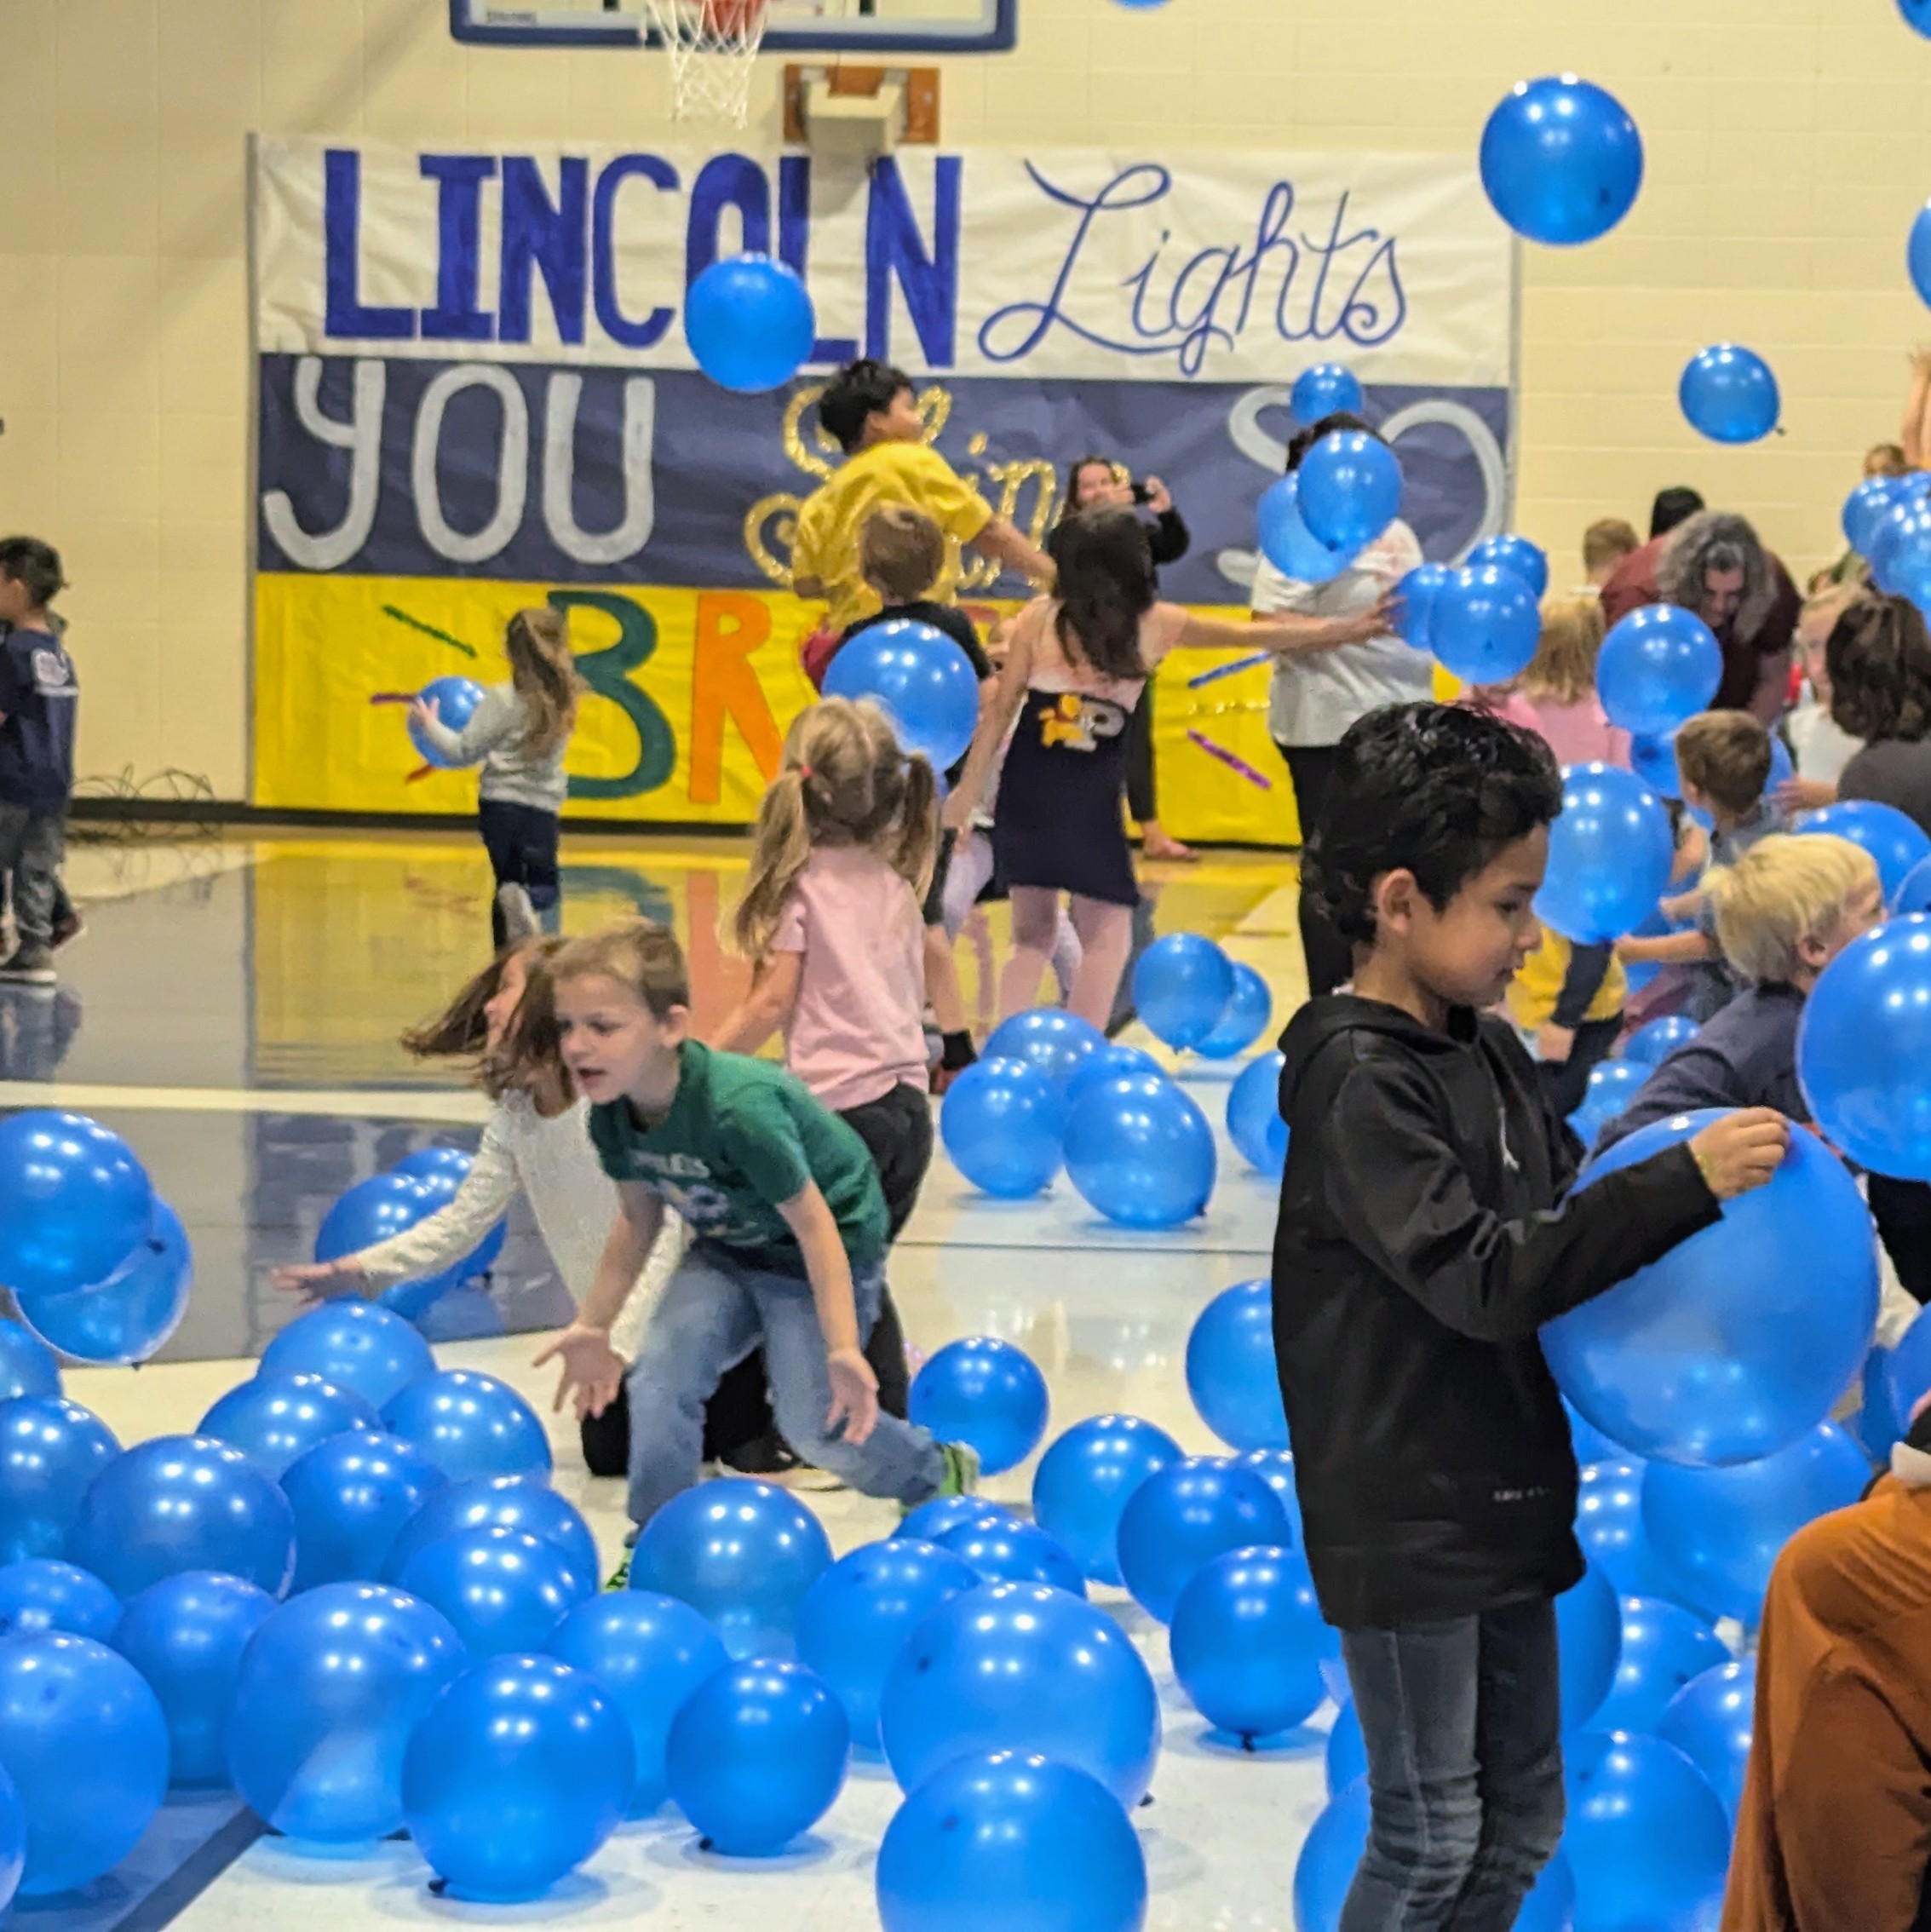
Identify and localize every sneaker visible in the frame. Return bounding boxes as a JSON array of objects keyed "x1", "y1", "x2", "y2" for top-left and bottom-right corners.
[
  {"x1": 937, "y1": 1440, "x2": 980, "y2": 1499},
  {"x1": 49, "y1": 906, "x2": 84, "y2": 951},
  {"x1": 496, "y1": 883, "x2": 539, "y2": 945},
  {"x1": 603, "y1": 1553, "x2": 630, "y2": 1591},
  {"x1": 0, "y1": 947, "x2": 54, "y2": 985},
  {"x1": 719, "y1": 1429, "x2": 802, "y2": 1478}
]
